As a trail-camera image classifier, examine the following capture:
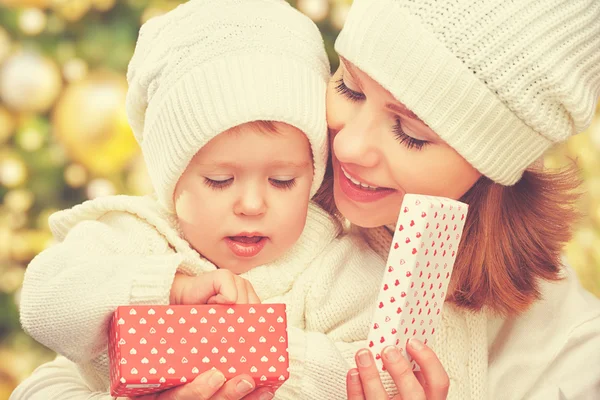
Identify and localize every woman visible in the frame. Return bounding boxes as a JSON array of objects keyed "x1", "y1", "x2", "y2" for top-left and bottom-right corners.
[
  {"x1": 331, "y1": 0, "x2": 600, "y2": 399},
  {"x1": 10, "y1": 0, "x2": 600, "y2": 399}
]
